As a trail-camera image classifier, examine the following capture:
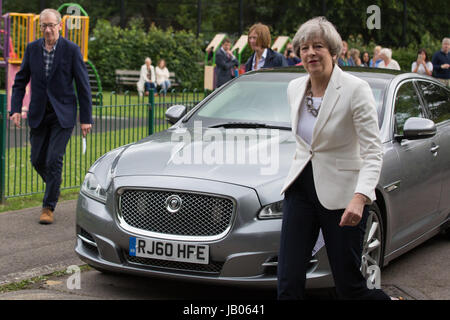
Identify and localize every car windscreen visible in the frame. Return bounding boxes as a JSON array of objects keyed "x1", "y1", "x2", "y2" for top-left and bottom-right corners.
[{"x1": 189, "y1": 71, "x2": 388, "y2": 128}]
